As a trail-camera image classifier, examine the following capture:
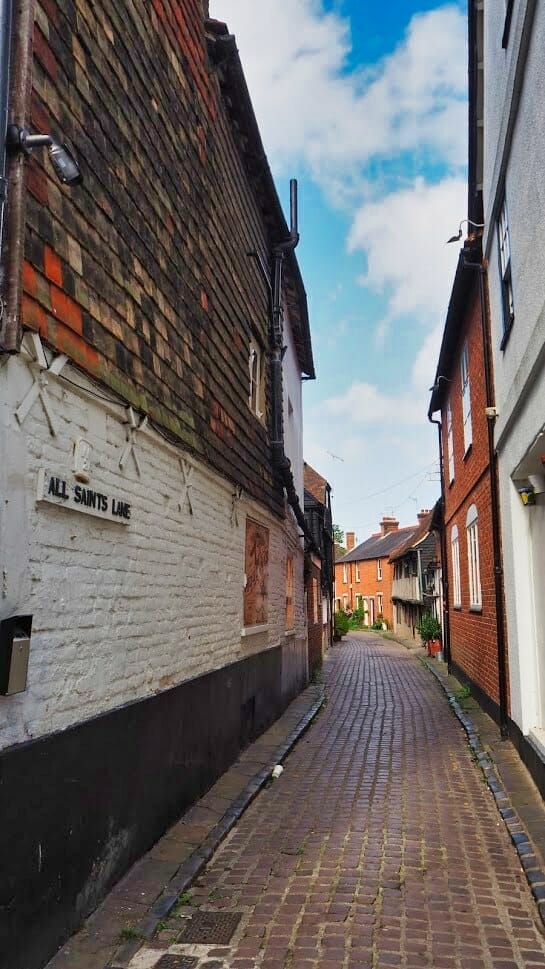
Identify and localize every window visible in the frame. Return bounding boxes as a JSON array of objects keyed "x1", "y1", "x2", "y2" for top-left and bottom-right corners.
[
  {"x1": 466, "y1": 504, "x2": 482, "y2": 609},
  {"x1": 355, "y1": 562, "x2": 360, "y2": 582},
  {"x1": 451, "y1": 525, "x2": 461, "y2": 608},
  {"x1": 356, "y1": 594, "x2": 362, "y2": 609},
  {"x1": 342, "y1": 594, "x2": 349, "y2": 610},
  {"x1": 497, "y1": 196, "x2": 514, "y2": 343},
  {"x1": 377, "y1": 593, "x2": 383, "y2": 615},
  {"x1": 377, "y1": 559, "x2": 383, "y2": 581},
  {"x1": 342, "y1": 564, "x2": 347, "y2": 584},
  {"x1": 312, "y1": 578, "x2": 319, "y2": 624},
  {"x1": 249, "y1": 341, "x2": 264, "y2": 418},
  {"x1": 446, "y1": 398, "x2": 454, "y2": 484},
  {"x1": 461, "y1": 341, "x2": 472, "y2": 453},
  {"x1": 285, "y1": 555, "x2": 294, "y2": 629}
]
